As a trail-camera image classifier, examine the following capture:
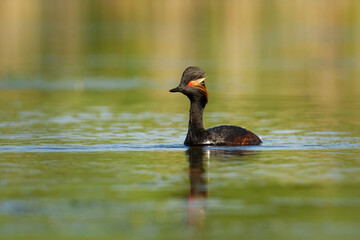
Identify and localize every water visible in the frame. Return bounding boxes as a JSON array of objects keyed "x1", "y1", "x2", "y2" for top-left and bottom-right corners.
[
  {"x1": 1, "y1": 1, "x2": 360, "y2": 239},
  {"x1": 1, "y1": 87, "x2": 360, "y2": 240}
]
